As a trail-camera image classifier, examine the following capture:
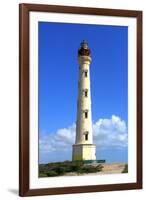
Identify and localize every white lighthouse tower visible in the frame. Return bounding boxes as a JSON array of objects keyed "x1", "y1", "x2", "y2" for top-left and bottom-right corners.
[{"x1": 72, "y1": 41, "x2": 96, "y2": 161}]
